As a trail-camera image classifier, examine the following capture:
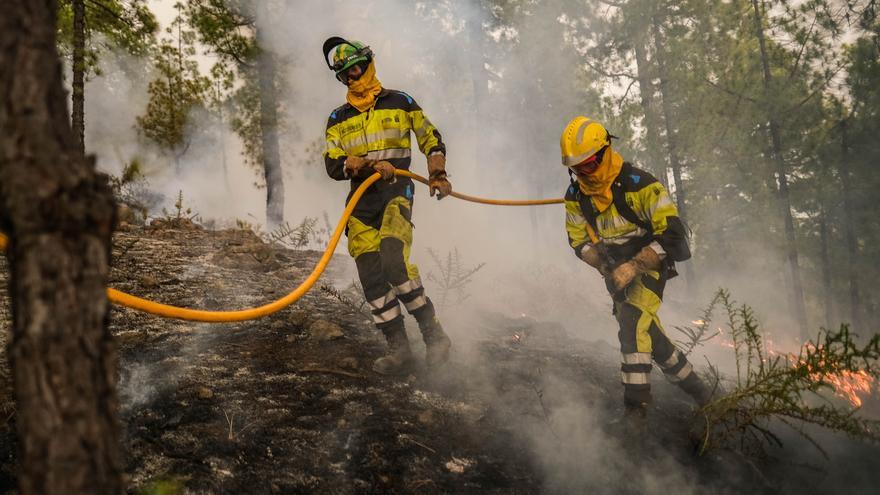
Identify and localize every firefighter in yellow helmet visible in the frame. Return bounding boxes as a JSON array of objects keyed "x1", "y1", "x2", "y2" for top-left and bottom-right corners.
[
  {"x1": 560, "y1": 116, "x2": 712, "y2": 419},
  {"x1": 321, "y1": 37, "x2": 452, "y2": 375}
]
